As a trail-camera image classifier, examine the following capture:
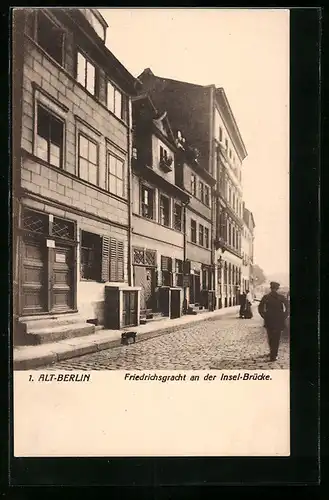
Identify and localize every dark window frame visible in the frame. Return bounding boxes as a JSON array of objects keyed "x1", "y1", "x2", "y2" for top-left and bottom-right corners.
[
  {"x1": 80, "y1": 231, "x2": 102, "y2": 281},
  {"x1": 159, "y1": 194, "x2": 170, "y2": 227},
  {"x1": 76, "y1": 50, "x2": 97, "y2": 96},
  {"x1": 107, "y1": 80, "x2": 127, "y2": 121},
  {"x1": 107, "y1": 151, "x2": 125, "y2": 198},
  {"x1": 199, "y1": 224, "x2": 204, "y2": 246},
  {"x1": 78, "y1": 132, "x2": 99, "y2": 186},
  {"x1": 141, "y1": 184, "x2": 155, "y2": 220},
  {"x1": 36, "y1": 10, "x2": 65, "y2": 66},
  {"x1": 173, "y1": 203, "x2": 182, "y2": 231},
  {"x1": 191, "y1": 219, "x2": 197, "y2": 244},
  {"x1": 35, "y1": 103, "x2": 64, "y2": 168}
]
